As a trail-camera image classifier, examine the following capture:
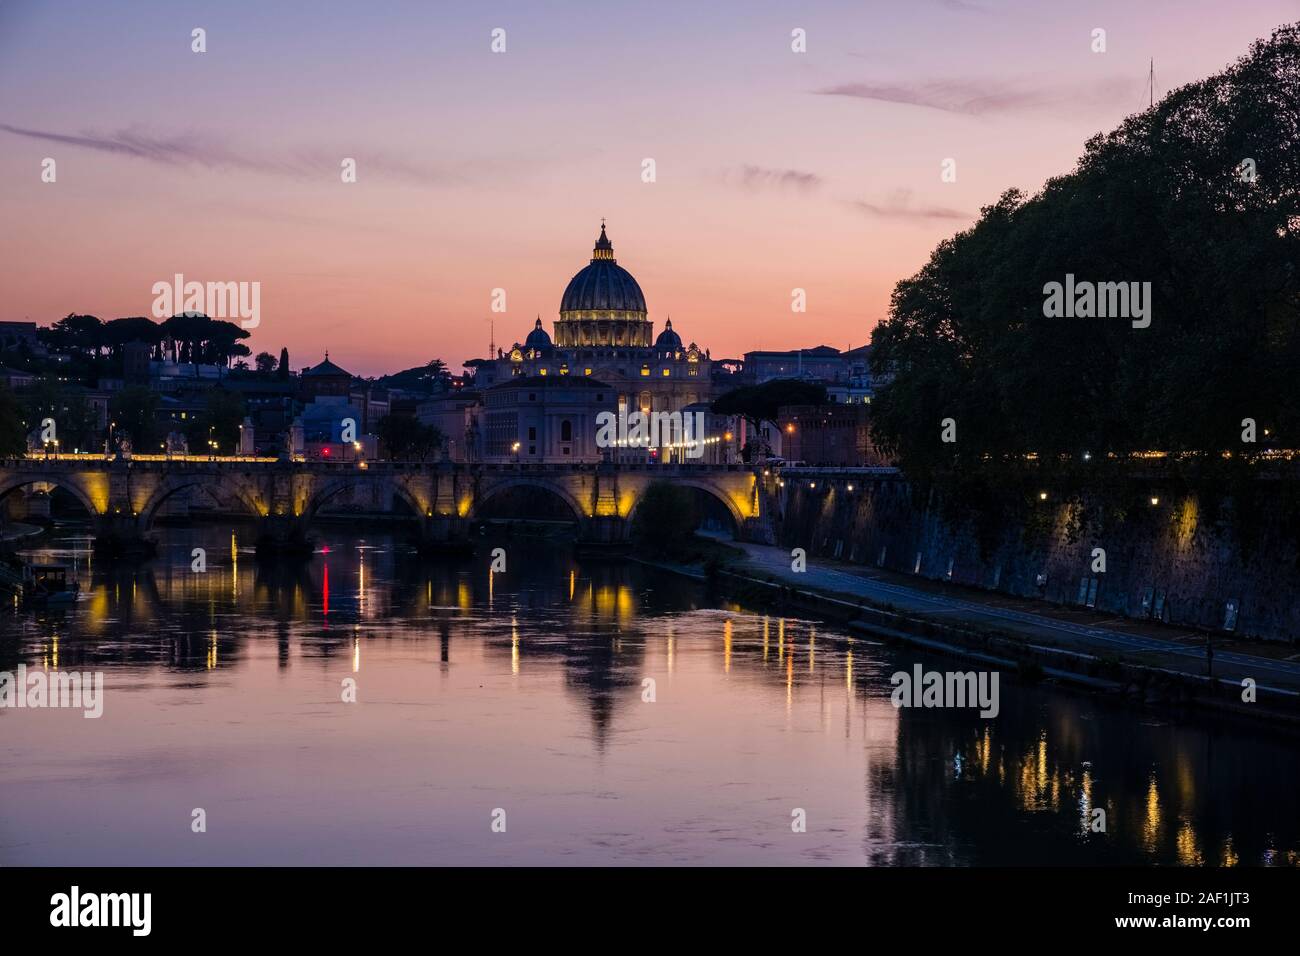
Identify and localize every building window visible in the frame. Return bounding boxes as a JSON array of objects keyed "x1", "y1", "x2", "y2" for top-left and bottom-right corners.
[
  {"x1": 539, "y1": 368, "x2": 547, "y2": 376},
  {"x1": 661, "y1": 368, "x2": 670, "y2": 377},
  {"x1": 561, "y1": 420, "x2": 572, "y2": 442},
  {"x1": 528, "y1": 426, "x2": 537, "y2": 441},
  {"x1": 640, "y1": 366, "x2": 650, "y2": 376},
  {"x1": 584, "y1": 368, "x2": 592, "y2": 376},
  {"x1": 529, "y1": 446, "x2": 536, "y2": 455}
]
